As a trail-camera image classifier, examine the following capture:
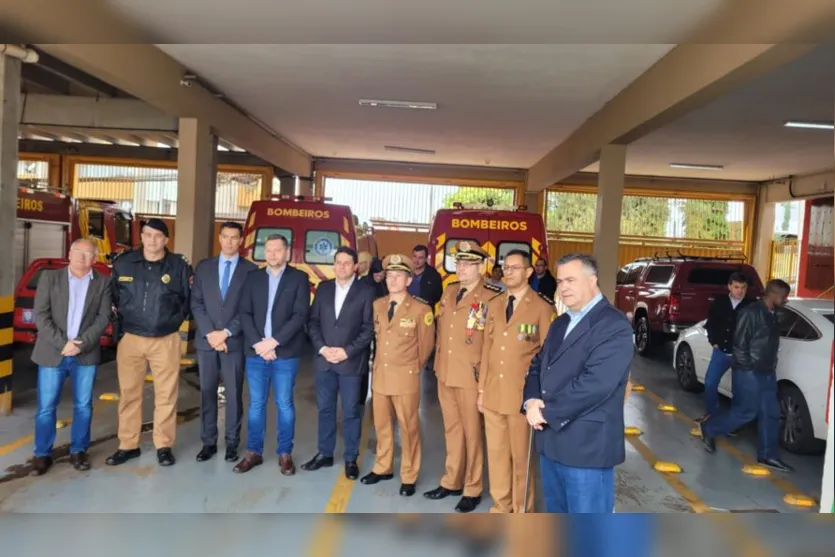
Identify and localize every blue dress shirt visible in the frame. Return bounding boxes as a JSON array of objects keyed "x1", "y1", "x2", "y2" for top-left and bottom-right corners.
[
  {"x1": 67, "y1": 268, "x2": 93, "y2": 341},
  {"x1": 564, "y1": 292, "x2": 604, "y2": 339},
  {"x1": 264, "y1": 266, "x2": 286, "y2": 339}
]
